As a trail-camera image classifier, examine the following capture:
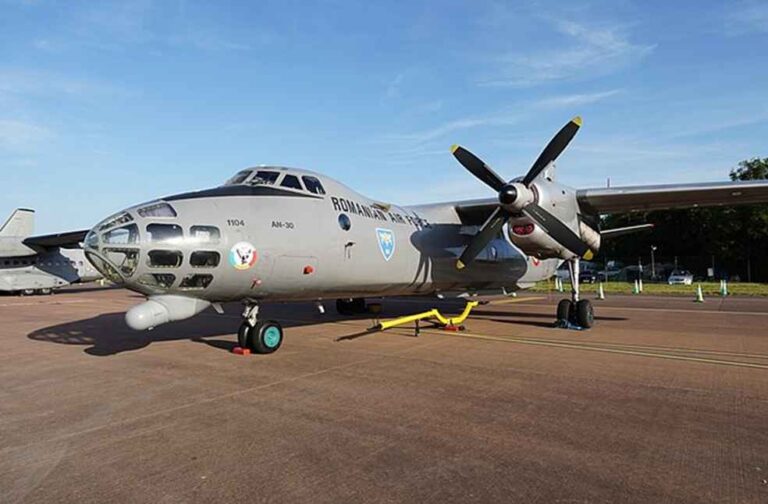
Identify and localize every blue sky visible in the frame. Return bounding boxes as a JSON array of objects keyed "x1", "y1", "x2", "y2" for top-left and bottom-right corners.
[{"x1": 1, "y1": 0, "x2": 767, "y2": 234}]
